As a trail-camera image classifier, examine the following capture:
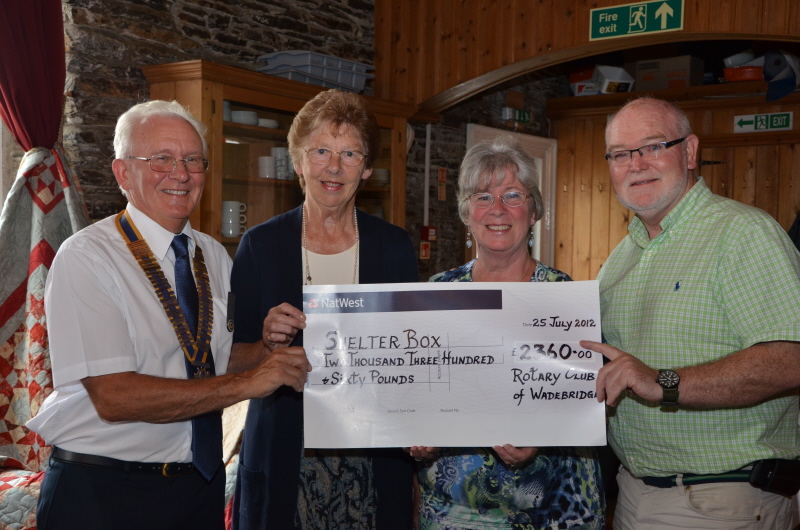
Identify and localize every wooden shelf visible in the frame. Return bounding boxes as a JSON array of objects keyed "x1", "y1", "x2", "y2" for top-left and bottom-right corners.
[
  {"x1": 547, "y1": 81, "x2": 800, "y2": 118},
  {"x1": 223, "y1": 123, "x2": 289, "y2": 141}
]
